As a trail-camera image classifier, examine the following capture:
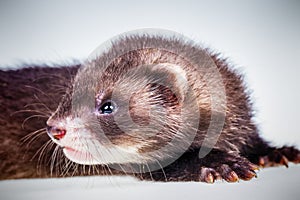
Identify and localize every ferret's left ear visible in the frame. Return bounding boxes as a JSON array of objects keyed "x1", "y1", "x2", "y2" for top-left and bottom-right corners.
[{"x1": 152, "y1": 63, "x2": 189, "y2": 102}]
